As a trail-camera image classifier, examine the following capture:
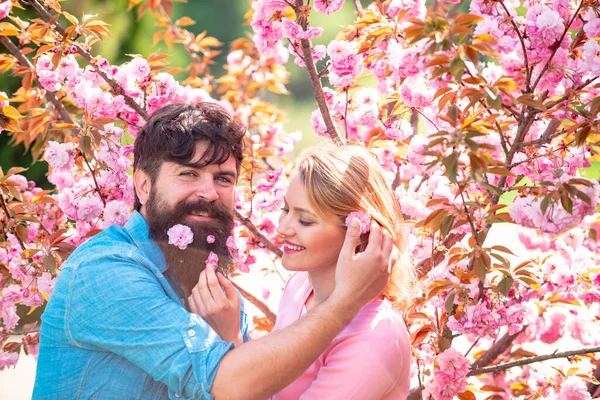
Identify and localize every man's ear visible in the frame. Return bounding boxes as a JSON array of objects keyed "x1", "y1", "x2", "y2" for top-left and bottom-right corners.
[{"x1": 134, "y1": 169, "x2": 151, "y2": 209}]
